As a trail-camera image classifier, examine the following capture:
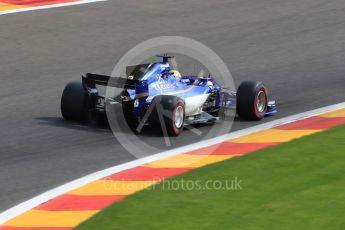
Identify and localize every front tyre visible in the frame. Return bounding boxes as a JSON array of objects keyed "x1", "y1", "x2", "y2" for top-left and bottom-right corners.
[
  {"x1": 61, "y1": 81, "x2": 90, "y2": 122},
  {"x1": 236, "y1": 81, "x2": 268, "y2": 120}
]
